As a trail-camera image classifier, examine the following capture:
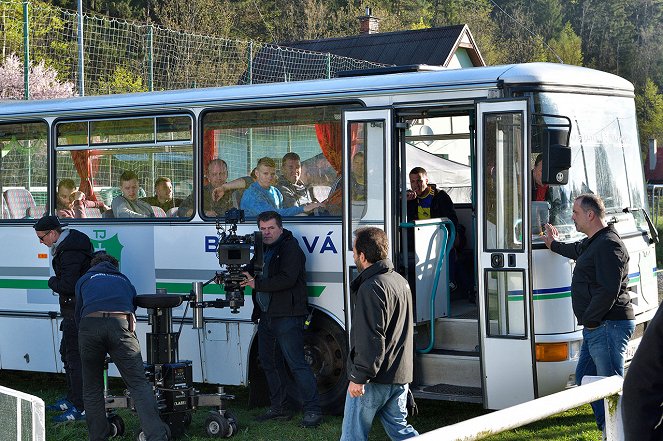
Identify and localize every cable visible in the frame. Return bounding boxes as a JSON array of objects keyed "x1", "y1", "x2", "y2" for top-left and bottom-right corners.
[{"x1": 488, "y1": 0, "x2": 563, "y2": 64}]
